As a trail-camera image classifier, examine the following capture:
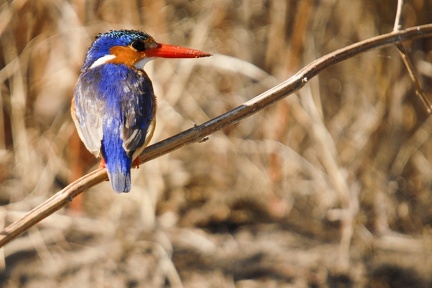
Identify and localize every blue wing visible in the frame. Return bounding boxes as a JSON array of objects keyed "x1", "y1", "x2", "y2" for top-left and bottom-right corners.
[{"x1": 73, "y1": 64, "x2": 155, "y2": 192}]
